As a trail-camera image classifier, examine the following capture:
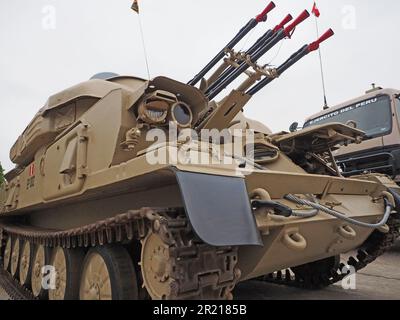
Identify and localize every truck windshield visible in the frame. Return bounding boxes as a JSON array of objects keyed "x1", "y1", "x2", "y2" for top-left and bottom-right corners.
[{"x1": 304, "y1": 95, "x2": 392, "y2": 138}]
